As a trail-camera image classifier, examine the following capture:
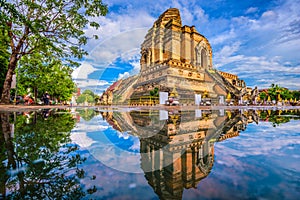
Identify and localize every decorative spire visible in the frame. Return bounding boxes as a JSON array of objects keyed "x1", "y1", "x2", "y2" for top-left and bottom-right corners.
[{"x1": 169, "y1": 87, "x2": 178, "y2": 98}]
